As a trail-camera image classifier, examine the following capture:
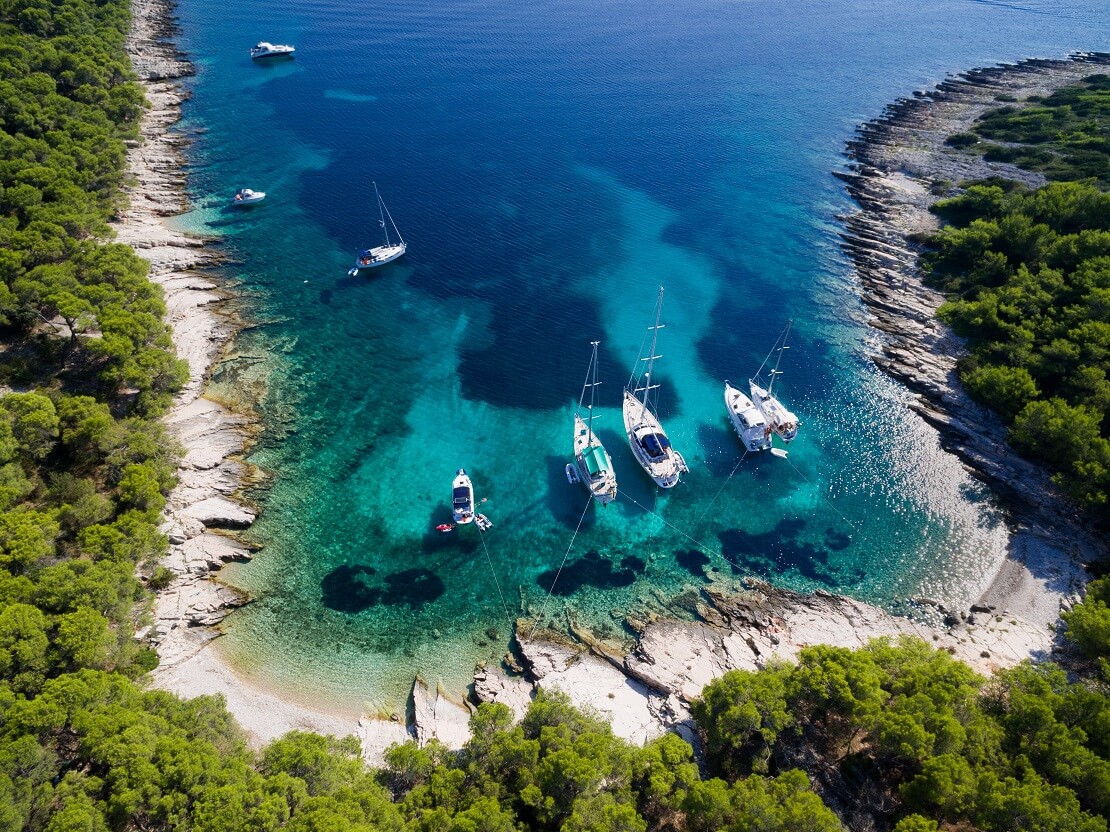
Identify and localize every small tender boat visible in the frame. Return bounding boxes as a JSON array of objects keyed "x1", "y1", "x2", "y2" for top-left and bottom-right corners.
[
  {"x1": 250, "y1": 42, "x2": 295, "y2": 60},
  {"x1": 232, "y1": 188, "x2": 265, "y2": 206},
  {"x1": 475, "y1": 514, "x2": 493, "y2": 531},
  {"x1": 724, "y1": 381, "x2": 772, "y2": 452},
  {"x1": 451, "y1": 469, "x2": 475, "y2": 525},
  {"x1": 349, "y1": 183, "x2": 406, "y2": 276},
  {"x1": 750, "y1": 321, "x2": 800, "y2": 443},
  {"x1": 569, "y1": 340, "x2": 618, "y2": 506},
  {"x1": 624, "y1": 287, "x2": 688, "y2": 488}
]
